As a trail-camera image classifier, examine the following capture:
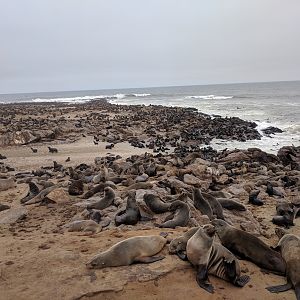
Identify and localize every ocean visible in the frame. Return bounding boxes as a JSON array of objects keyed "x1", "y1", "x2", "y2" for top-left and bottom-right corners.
[{"x1": 1, "y1": 81, "x2": 299, "y2": 153}]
